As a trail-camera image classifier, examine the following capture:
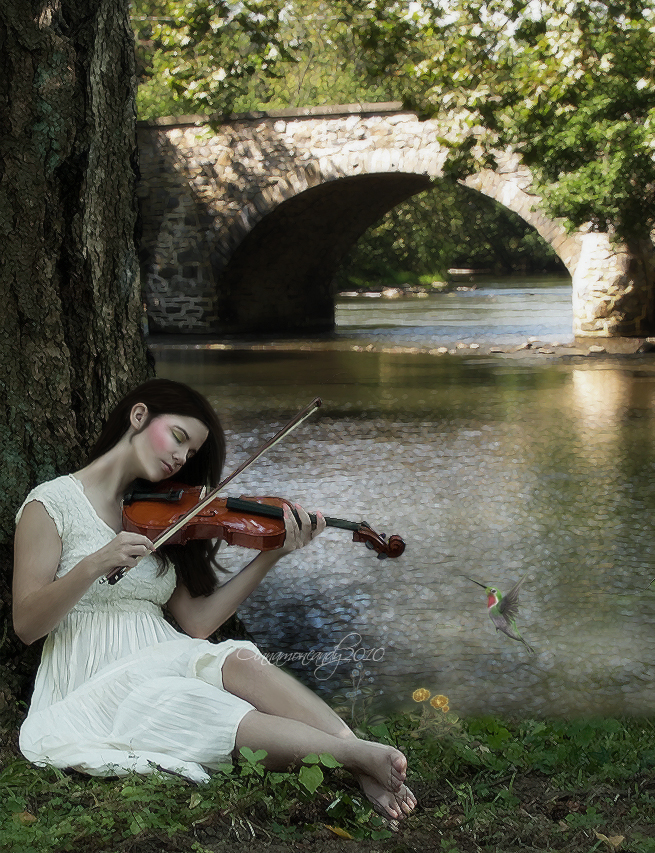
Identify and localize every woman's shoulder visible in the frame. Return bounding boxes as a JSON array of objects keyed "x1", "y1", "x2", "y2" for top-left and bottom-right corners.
[
  {"x1": 15, "y1": 474, "x2": 82, "y2": 528},
  {"x1": 21, "y1": 474, "x2": 80, "y2": 501}
]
